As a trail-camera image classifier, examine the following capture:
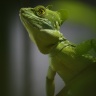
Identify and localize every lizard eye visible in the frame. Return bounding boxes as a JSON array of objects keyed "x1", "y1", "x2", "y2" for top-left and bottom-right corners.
[{"x1": 37, "y1": 7, "x2": 45, "y2": 16}]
